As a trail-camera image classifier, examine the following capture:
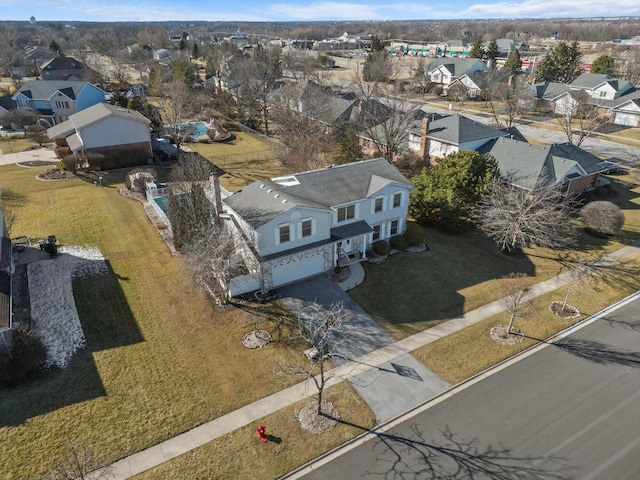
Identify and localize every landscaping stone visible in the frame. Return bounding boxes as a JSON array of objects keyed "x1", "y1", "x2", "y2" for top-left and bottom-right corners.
[{"x1": 298, "y1": 401, "x2": 339, "y2": 434}]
